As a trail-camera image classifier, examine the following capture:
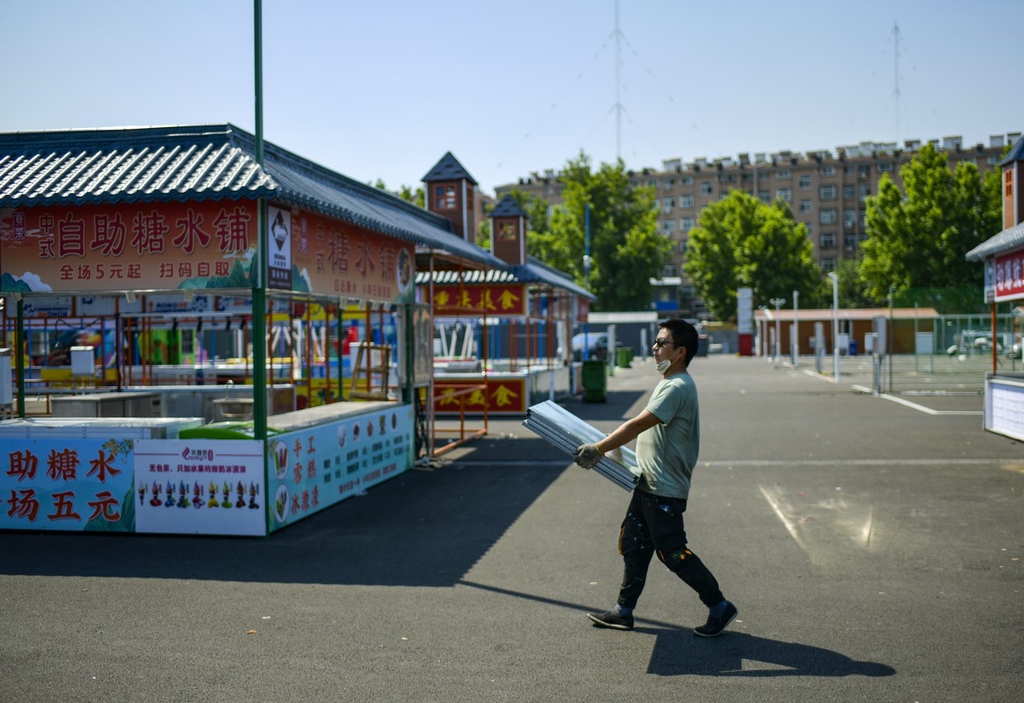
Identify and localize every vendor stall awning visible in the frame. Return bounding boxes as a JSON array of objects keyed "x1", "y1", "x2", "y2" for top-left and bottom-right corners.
[
  {"x1": 416, "y1": 255, "x2": 596, "y2": 301},
  {"x1": 510, "y1": 257, "x2": 597, "y2": 301},
  {"x1": 966, "y1": 221, "x2": 1024, "y2": 262},
  {"x1": 0, "y1": 123, "x2": 505, "y2": 270}
]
